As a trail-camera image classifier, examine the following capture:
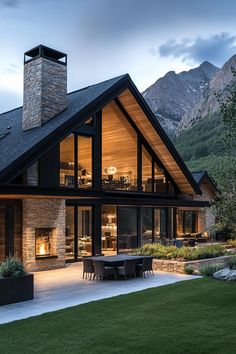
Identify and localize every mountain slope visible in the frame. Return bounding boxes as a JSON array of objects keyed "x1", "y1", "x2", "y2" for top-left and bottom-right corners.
[
  {"x1": 177, "y1": 54, "x2": 236, "y2": 132},
  {"x1": 142, "y1": 61, "x2": 219, "y2": 135},
  {"x1": 173, "y1": 113, "x2": 224, "y2": 168}
]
